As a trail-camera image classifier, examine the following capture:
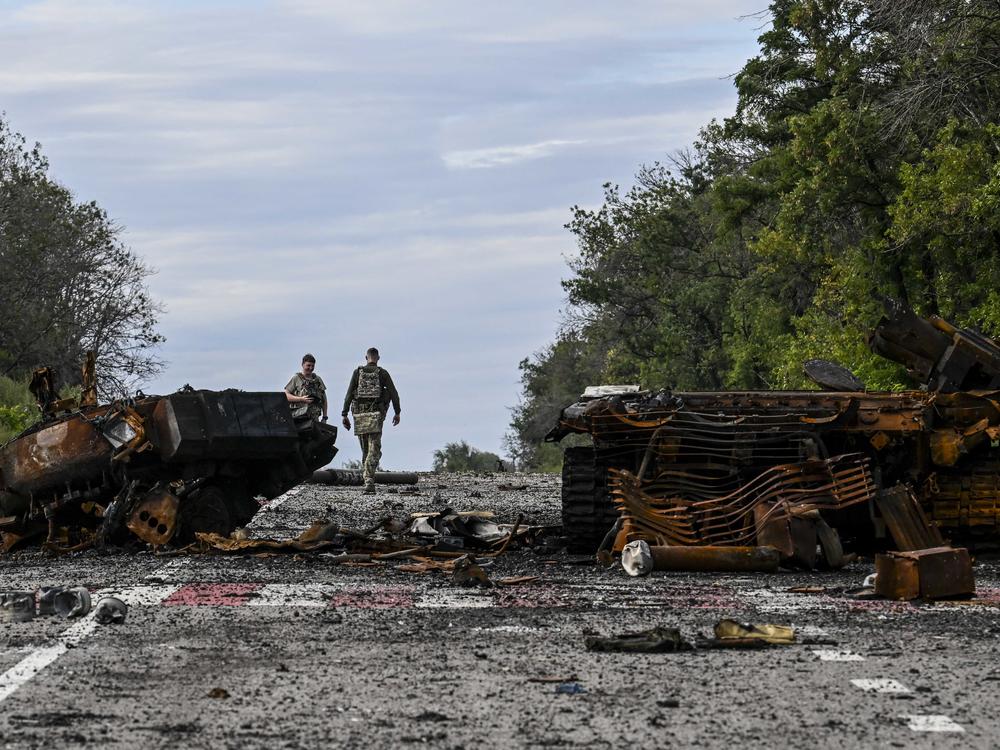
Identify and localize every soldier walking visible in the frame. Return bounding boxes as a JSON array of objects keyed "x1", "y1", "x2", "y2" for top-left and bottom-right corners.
[
  {"x1": 341, "y1": 347, "x2": 401, "y2": 494},
  {"x1": 285, "y1": 353, "x2": 328, "y2": 422}
]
